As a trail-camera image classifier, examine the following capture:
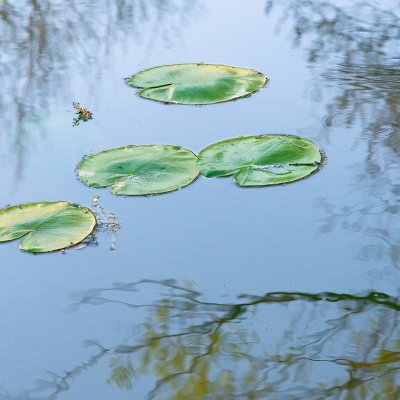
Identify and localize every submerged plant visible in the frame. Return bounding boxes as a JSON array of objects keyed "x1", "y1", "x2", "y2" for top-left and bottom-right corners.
[
  {"x1": 125, "y1": 63, "x2": 268, "y2": 105},
  {"x1": 0, "y1": 201, "x2": 96, "y2": 253}
]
